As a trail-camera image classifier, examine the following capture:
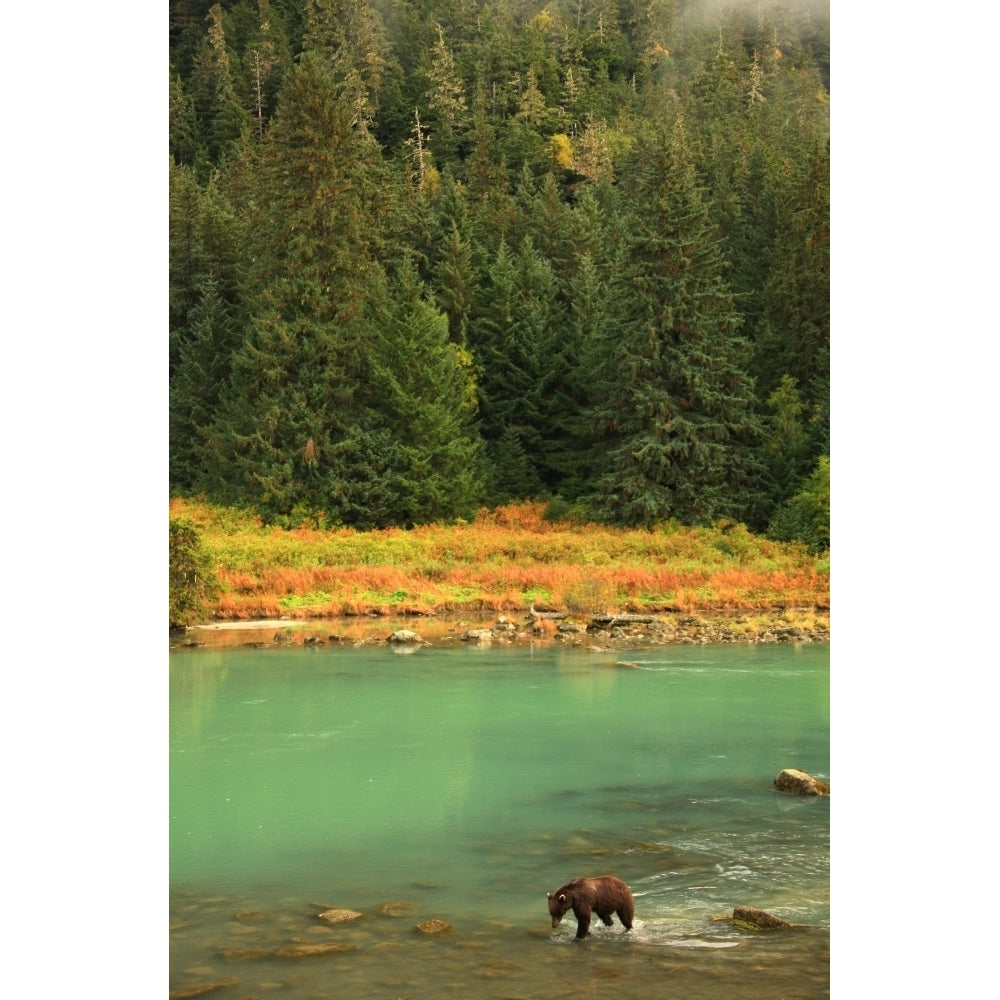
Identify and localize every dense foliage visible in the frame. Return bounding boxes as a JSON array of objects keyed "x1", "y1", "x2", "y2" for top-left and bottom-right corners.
[
  {"x1": 169, "y1": 517, "x2": 221, "y2": 627},
  {"x1": 169, "y1": 497, "x2": 830, "y2": 621},
  {"x1": 170, "y1": 0, "x2": 830, "y2": 546}
]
